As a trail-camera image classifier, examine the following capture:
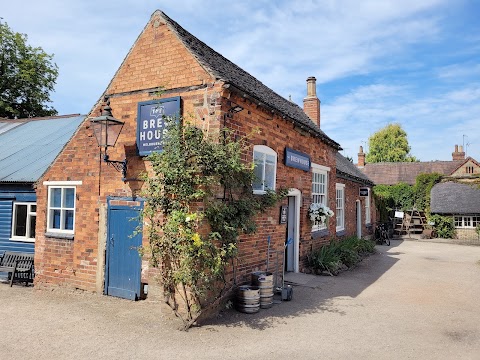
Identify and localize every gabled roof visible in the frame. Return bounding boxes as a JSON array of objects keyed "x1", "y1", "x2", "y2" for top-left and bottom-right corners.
[
  {"x1": 450, "y1": 156, "x2": 480, "y2": 175},
  {"x1": 0, "y1": 115, "x2": 85, "y2": 183},
  {"x1": 431, "y1": 182, "x2": 480, "y2": 214},
  {"x1": 158, "y1": 11, "x2": 341, "y2": 150},
  {"x1": 360, "y1": 161, "x2": 463, "y2": 185},
  {"x1": 336, "y1": 153, "x2": 374, "y2": 186}
]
